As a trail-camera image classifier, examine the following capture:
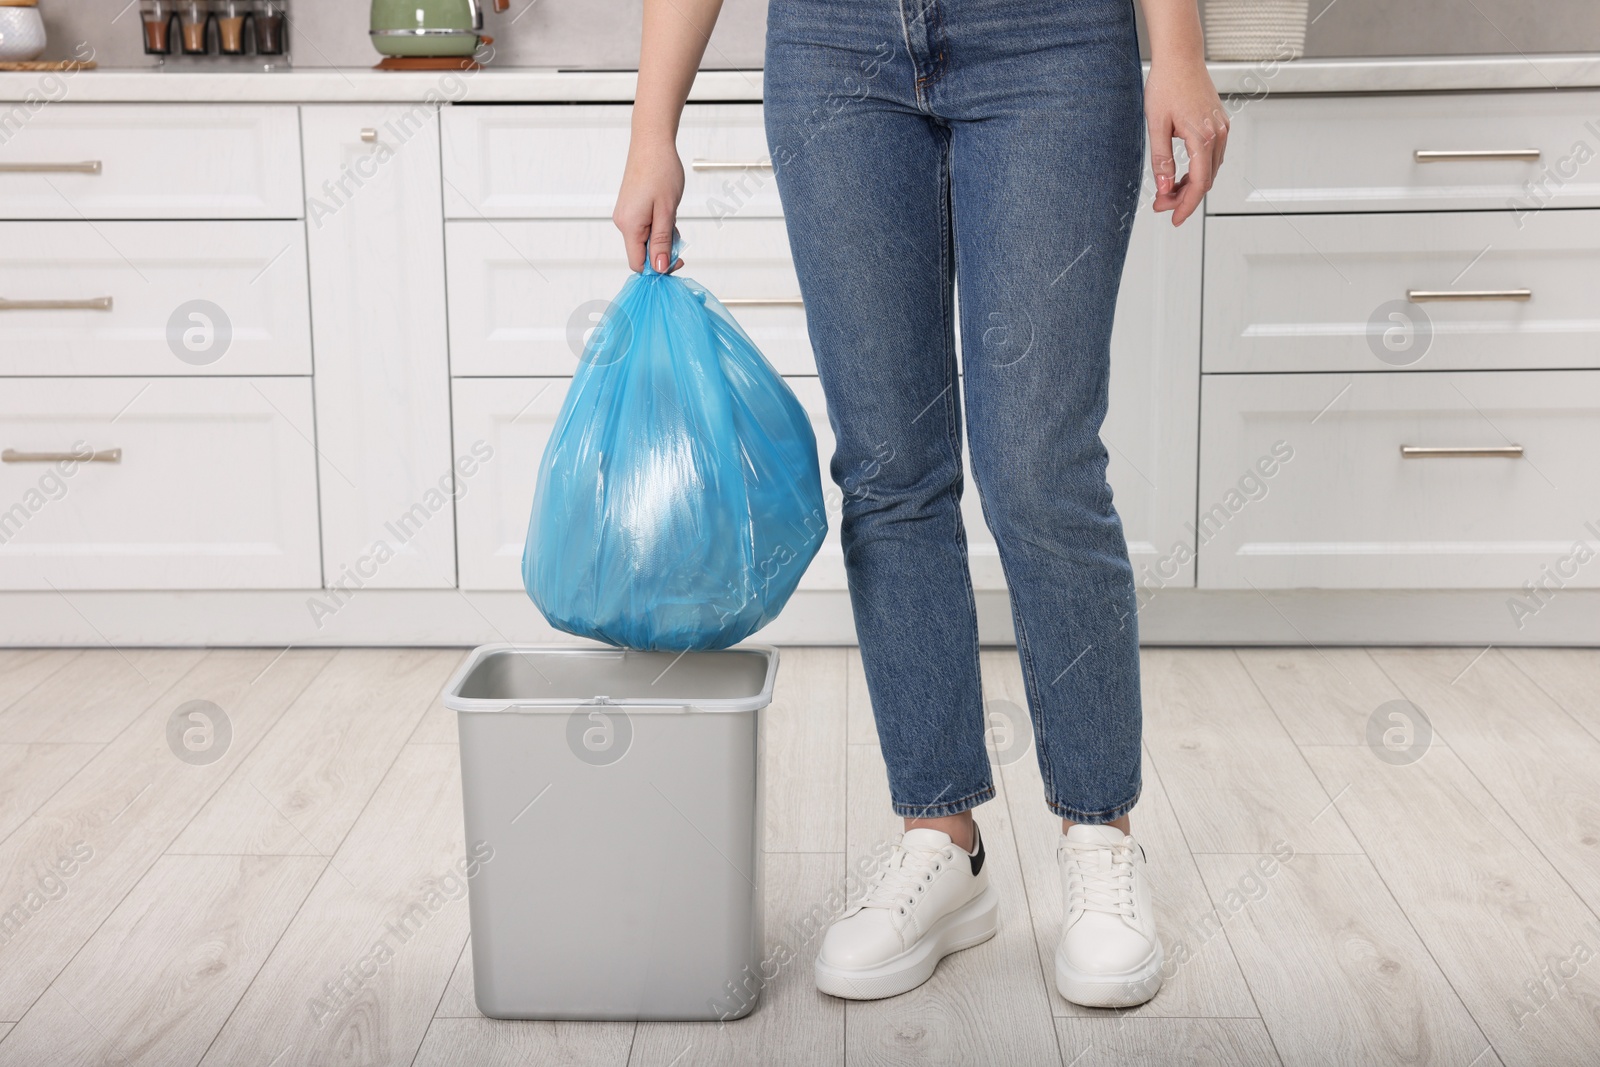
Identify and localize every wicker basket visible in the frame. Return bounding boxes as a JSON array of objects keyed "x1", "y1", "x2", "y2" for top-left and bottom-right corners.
[{"x1": 1203, "y1": 0, "x2": 1308, "y2": 61}]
